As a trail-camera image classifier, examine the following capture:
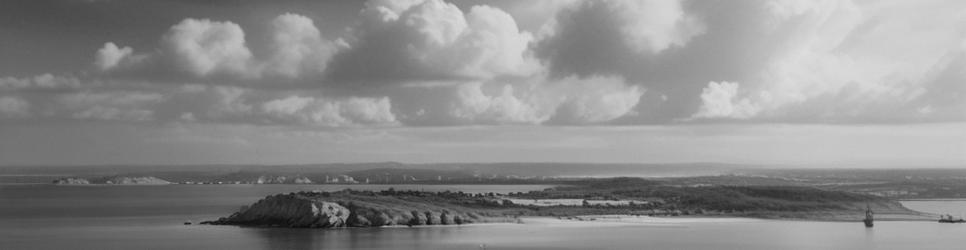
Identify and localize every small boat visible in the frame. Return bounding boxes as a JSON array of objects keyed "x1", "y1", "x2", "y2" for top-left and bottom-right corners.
[
  {"x1": 863, "y1": 205, "x2": 873, "y2": 228},
  {"x1": 184, "y1": 221, "x2": 192, "y2": 225},
  {"x1": 938, "y1": 215, "x2": 966, "y2": 223}
]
